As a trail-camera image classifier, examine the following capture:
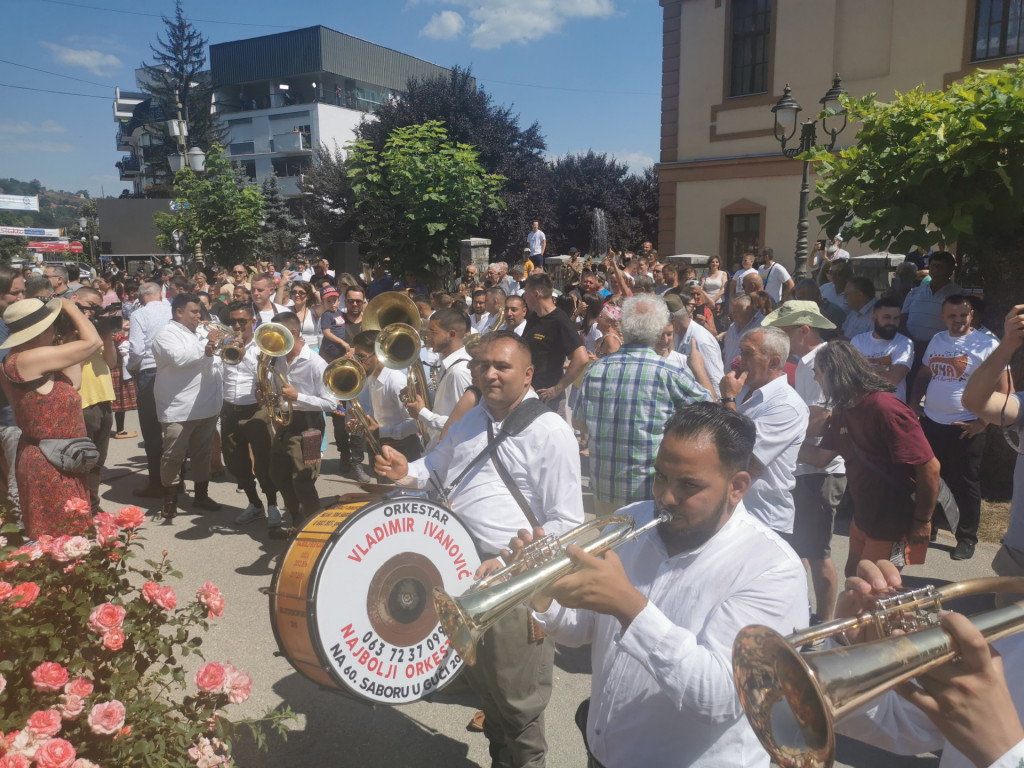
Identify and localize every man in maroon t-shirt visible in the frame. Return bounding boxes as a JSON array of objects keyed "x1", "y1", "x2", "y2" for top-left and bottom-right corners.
[{"x1": 799, "y1": 341, "x2": 940, "y2": 576}]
